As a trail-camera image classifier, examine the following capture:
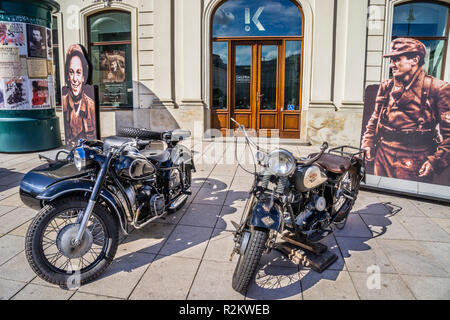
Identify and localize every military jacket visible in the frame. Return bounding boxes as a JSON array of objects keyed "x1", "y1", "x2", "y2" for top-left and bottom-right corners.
[{"x1": 361, "y1": 68, "x2": 450, "y2": 169}]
